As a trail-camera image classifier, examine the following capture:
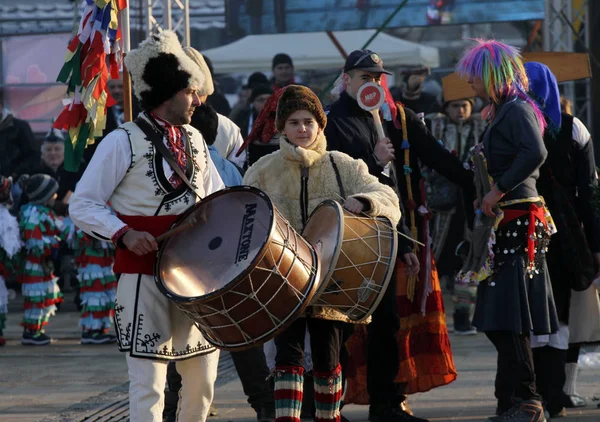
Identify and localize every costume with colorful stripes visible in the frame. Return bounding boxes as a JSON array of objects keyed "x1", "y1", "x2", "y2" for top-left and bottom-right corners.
[{"x1": 18, "y1": 204, "x2": 63, "y2": 333}]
